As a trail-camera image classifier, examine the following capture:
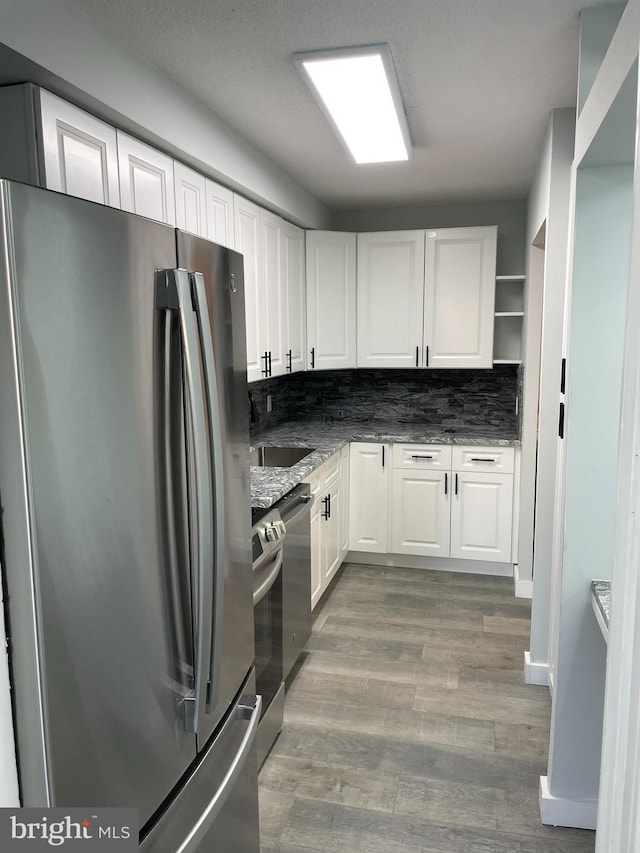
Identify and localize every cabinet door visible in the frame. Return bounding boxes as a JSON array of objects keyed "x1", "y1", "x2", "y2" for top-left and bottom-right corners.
[
  {"x1": 234, "y1": 196, "x2": 263, "y2": 382},
  {"x1": 205, "y1": 179, "x2": 234, "y2": 248},
  {"x1": 310, "y1": 498, "x2": 323, "y2": 610},
  {"x1": 340, "y1": 444, "x2": 350, "y2": 558},
  {"x1": 357, "y1": 231, "x2": 426, "y2": 368},
  {"x1": 391, "y1": 468, "x2": 450, "y2": 557},
  {"x1": 324, "y1": 483, "x2": 342, "y2": 585},
  {"x1": 450, "y1": 472, "x2": 513, "y2": 562},
  {"x1": 424, "y1": 226, "x2": 497, "y2": 368},
  {"x1": 349, "y1": 443, "x2": 389, "y2": 553},
  {"x1": 281, "y1": 221, "x2": 306, "y2": 374},
  {"x1": 260, "y1": 210, "x2": 286, "y2": 378},
  {"x1": 117, "y1": 132, "x2": 175, "y2": 224},
  {"x1": 39, "y1": 90, "x2": 120, "y2": 207},
  {"x1": 174, "y1": 162, "x2": 207, "y2": 236},
  {"x1": 306, "y1": 231, "x2": 357, "y2": 370}
]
